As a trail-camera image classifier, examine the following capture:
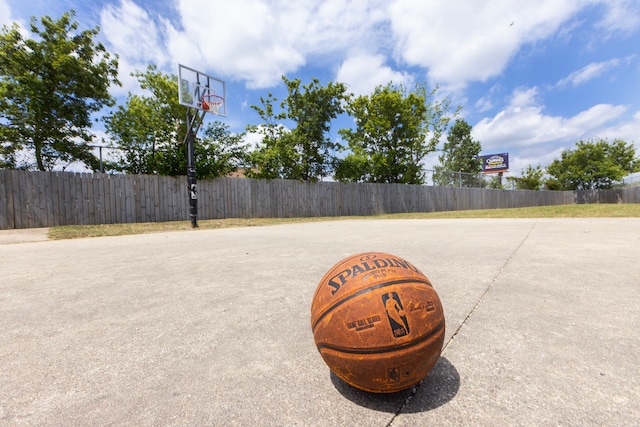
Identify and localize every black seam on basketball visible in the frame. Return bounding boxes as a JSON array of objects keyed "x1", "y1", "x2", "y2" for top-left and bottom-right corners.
[
  {"x1": 316, "y1": 318, "x2": 445, "y2": 355},
  {"x1": 312, "y1": 278, "x2": 433, "y2": 331}
]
